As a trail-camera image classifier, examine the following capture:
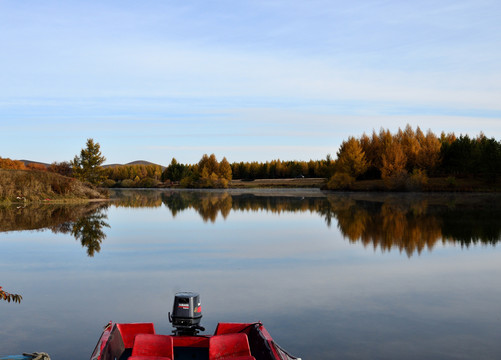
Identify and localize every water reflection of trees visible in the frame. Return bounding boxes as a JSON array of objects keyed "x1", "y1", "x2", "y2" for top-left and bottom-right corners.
[
  {"x1": 328, "y1": 194, "x2": 501, "y2": 256},
  {"x1": 0, "y1": 202, "x2": 110, "y2": 257},
  {"x1": 159, "y1": 191, "x2": 327, "y2": 223},
  {"x1": 68, "y1": 209, "x2": 110, "y2": 256},
  {"x1": 107, "y1": 190, "x2": 501, "y2": 256},
  {"x1": 110, "y1": 189, "x2": 164, "y2": 208},
  {"x1": 328, "y1": 197, "x2": 443, "y2": 256},
  {"x1": 113, "y1": 190, "x2": 501, "y2": 256}
]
